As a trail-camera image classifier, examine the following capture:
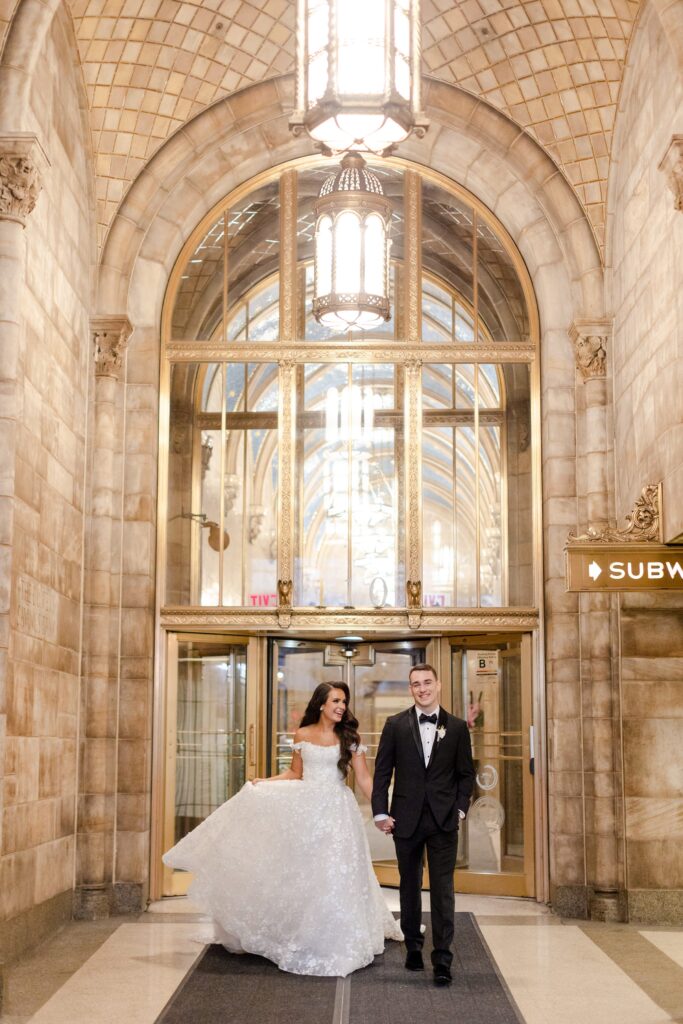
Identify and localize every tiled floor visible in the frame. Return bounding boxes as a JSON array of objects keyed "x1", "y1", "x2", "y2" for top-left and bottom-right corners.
[{"x1": 2, "y1": 894, "x2": 683, "y2": 1024}]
